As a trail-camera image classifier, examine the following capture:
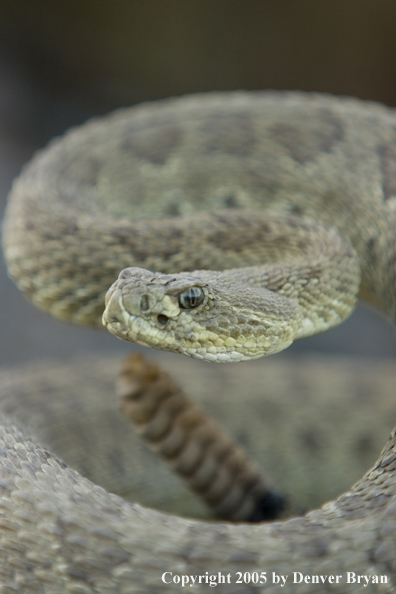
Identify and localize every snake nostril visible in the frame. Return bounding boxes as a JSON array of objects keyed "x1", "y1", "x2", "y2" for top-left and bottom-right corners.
[
  {"x1": 140, "y1": 294, "x2": 150, "y2": 311},
  {"x1": 157, "y1": 314, "x2": 169, "y2": 325}
]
